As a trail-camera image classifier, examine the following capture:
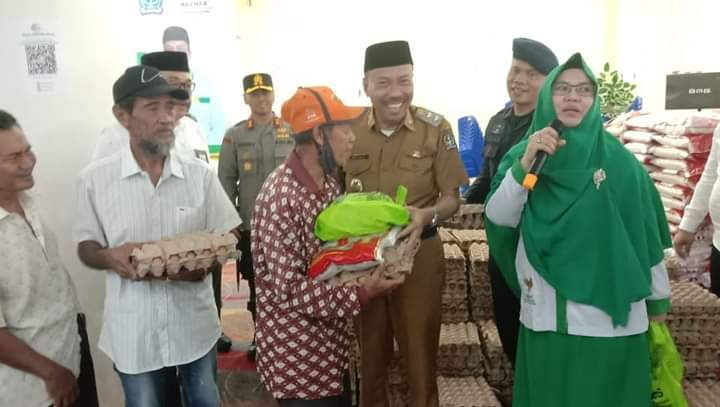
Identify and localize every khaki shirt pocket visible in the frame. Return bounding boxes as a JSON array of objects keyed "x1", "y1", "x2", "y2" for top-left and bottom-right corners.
[{"x1": 236, "y1": 143, "x2": 259, "y2": 177}]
